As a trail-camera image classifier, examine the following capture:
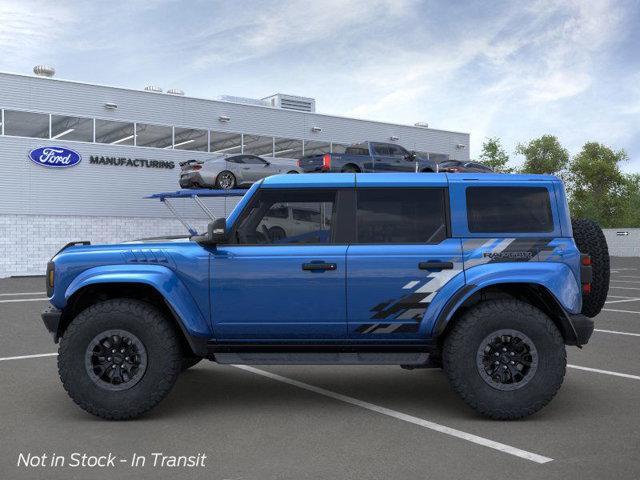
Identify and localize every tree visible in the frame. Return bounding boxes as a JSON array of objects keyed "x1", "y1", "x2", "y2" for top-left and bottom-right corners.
[
  {"x1": 619, "y1": 174, "x2": 640, "y2": 228},
  {"x1": 516, "y1": 135, "x2": 569, "y2": 175},
  {"x1": 478, "y1": 137, "x2": 513, "y2": 173},
  {"x1": 567, "y1": 142, "x2": 628, "y2": 227}
]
